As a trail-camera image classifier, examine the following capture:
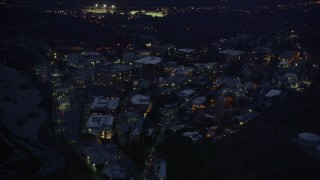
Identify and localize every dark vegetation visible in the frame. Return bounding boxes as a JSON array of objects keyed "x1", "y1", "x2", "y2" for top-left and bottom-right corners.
[{"x1": 0, "y1": 124, "x2": 42, "y2": 179}]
